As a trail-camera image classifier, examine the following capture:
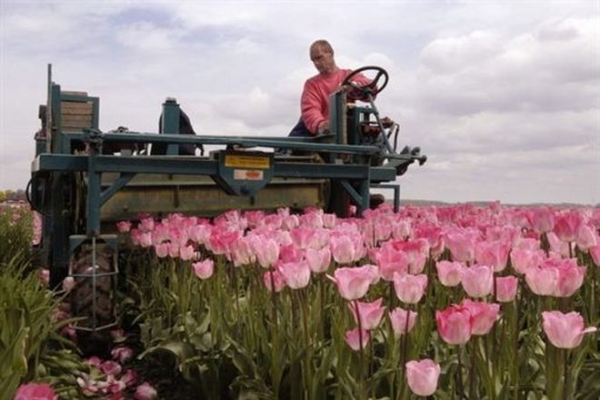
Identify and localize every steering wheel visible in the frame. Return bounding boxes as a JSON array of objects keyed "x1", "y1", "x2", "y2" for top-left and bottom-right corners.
[{"x1": 342, "y1": 66, "x2": 389, "y2": 97}]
